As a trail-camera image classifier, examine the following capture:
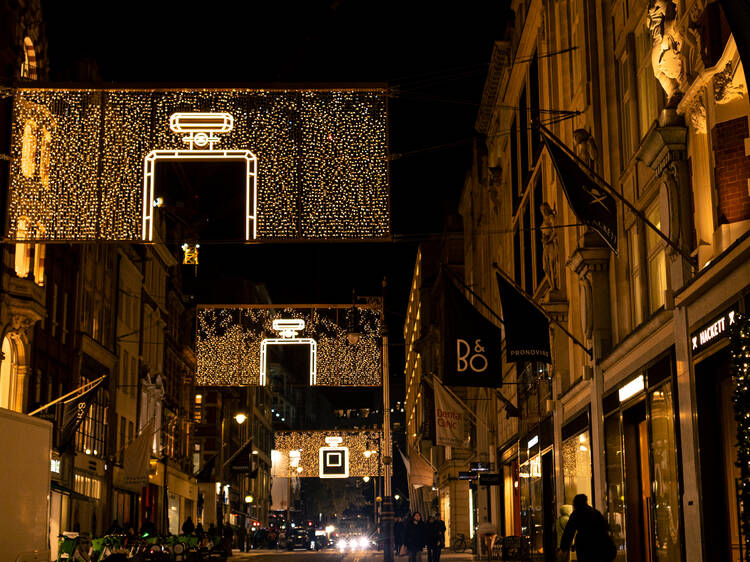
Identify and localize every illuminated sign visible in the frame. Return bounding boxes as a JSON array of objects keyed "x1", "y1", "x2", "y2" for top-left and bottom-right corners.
[
  {"x1": 618, "y1": 375, "x2": 644, "y2": 403},
  {"x1": 260, "y1": 319, "x2": 317, "y2": 386},
  {"x1": 142, "y1": 112, "x2": 257, "y2": 241},
  {"x1": 319, "y1": 436, "x2": 349, "y2": 479},
  {"x1": 8, "y1": 88, "x2": 389, "y2": 242},
  {"x1": 526, "y1": 435, "x2": 539, "y2": 449},
  {"x1": 469, "y1": 461, "x2": 491, "y2": 472},
  {"x1": 691, "y1": 307, "x2": 738, "y2": 354},
  {"x1": 458, "y1": 471, "x2": 477, "y2": 480}
]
